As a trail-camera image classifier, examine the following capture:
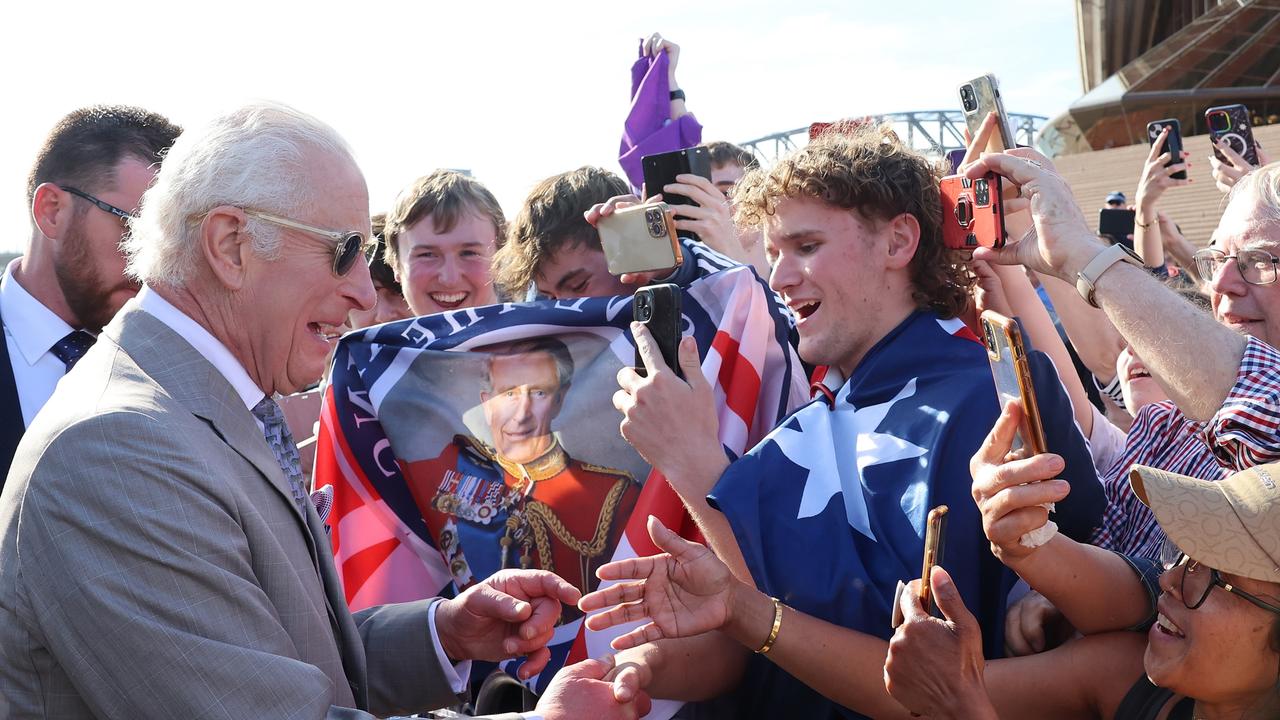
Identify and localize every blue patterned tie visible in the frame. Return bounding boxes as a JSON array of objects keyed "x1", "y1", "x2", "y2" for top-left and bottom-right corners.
[
  {"x1": 50, "y1": 330, "x2": 96, "y2": 372},
  {"x1": 251, "y1": 396, "x2": 308, "y2": 513}
]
